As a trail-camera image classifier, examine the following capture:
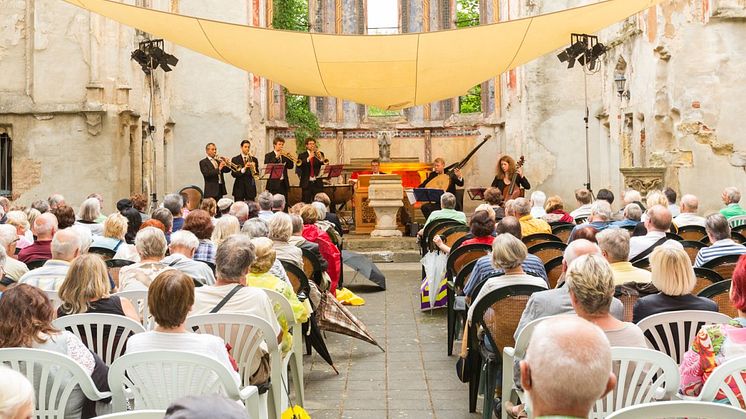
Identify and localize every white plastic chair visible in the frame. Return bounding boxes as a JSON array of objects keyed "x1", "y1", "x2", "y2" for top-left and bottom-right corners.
[
  {"x1": 108, "y1": 350, "x2": 260, "y2": 418},
  {"x1": 186, "y1": 313, "x2": 282, "y2": 419},
  {"x1": 591, "y1": 347, "x2": 680, "y2": 418},
  {"x1": 697, "y1": 354, "x2": 746, "y2": 408},
  {"x1": 93, "y1": 410, "x2": 166, "y2": 419},
  {"x1": 606, "y1": 400, "x2": 746, "y2": 419},
  {"x1": 52, "y1": 313, "x2": 146, "y2": 365},
  {"x1": 262, "y1": 288, "x2": 304, "y2": 408},
  {"x1": 728, "y1": 215, "x2": 746, "y2": 228},
  {"x1": 0, "y1": 348, "x2": 112, "y2": 419},
  {"x1": 501, "y1": 316, "x2": 550, "y2": 419},
  {"x1": 637, "y1": 310, "x2": 732, "y2": 364},
  {"x1": 44, "y1": 290, "x2": 63, "y2": 310},
  {"x1": 115, "y1": 290, "x2": 151, "y2": 328}
]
